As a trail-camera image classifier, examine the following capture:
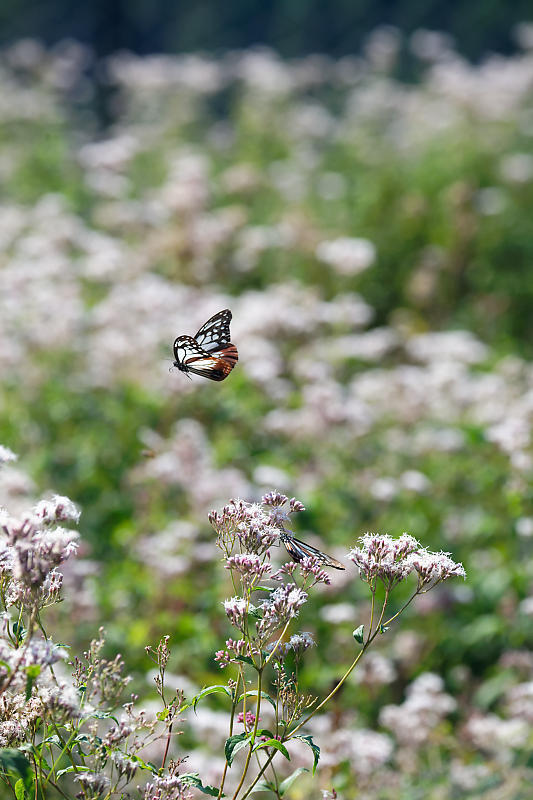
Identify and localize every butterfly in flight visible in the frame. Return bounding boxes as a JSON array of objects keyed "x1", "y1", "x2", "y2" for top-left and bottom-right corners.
[
  {"x1": 173, "y1": 309, "x2": 238, "y2": 382},
  {"x1": 279, "y1": 531, "x2": 345, "y2": 570}
]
